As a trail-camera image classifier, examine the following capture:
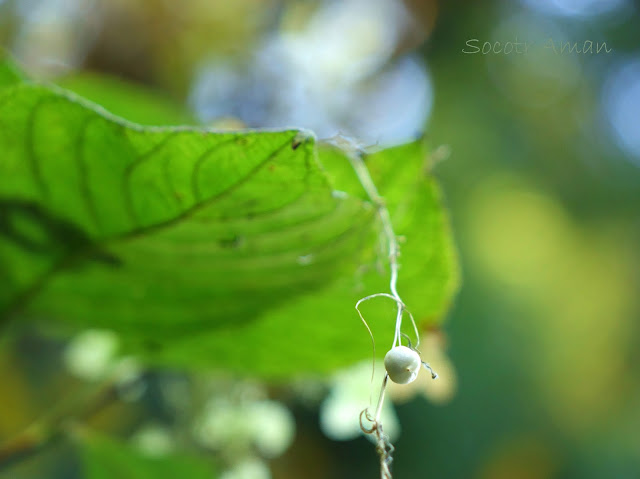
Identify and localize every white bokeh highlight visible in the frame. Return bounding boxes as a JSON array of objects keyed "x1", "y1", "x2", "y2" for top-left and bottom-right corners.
[
  {"x1": 63, "y1": 329, "x2": 118, "y2": 381},
  {"x1": 519, "y1": 0, "x2": 632, "y2": 18},
  {"x1": 190, "y1": 0, "x2": 432, "y2": 145},
  {"x1": 603, "y1": 58, "x2": 640, "y2": 165},
  {"x1": 319, "y1": 361, "x2": 400, "y2": 442}
]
